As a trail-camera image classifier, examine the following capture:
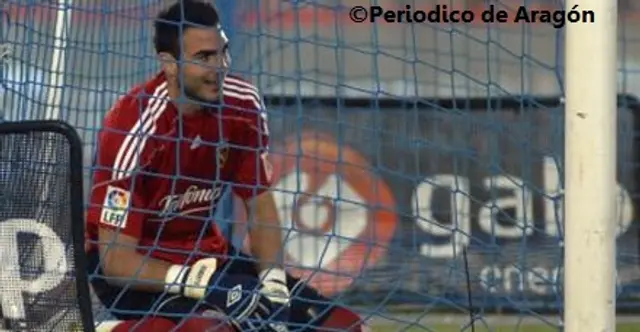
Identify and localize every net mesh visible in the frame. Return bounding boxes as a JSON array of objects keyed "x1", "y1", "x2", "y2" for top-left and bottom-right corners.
[
  {"x1": 2, "y1": 0, "x2": 640, "y2": 331},
  {"x1": 0, "y1": 127, "x2": 83, "y2": 331}
]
